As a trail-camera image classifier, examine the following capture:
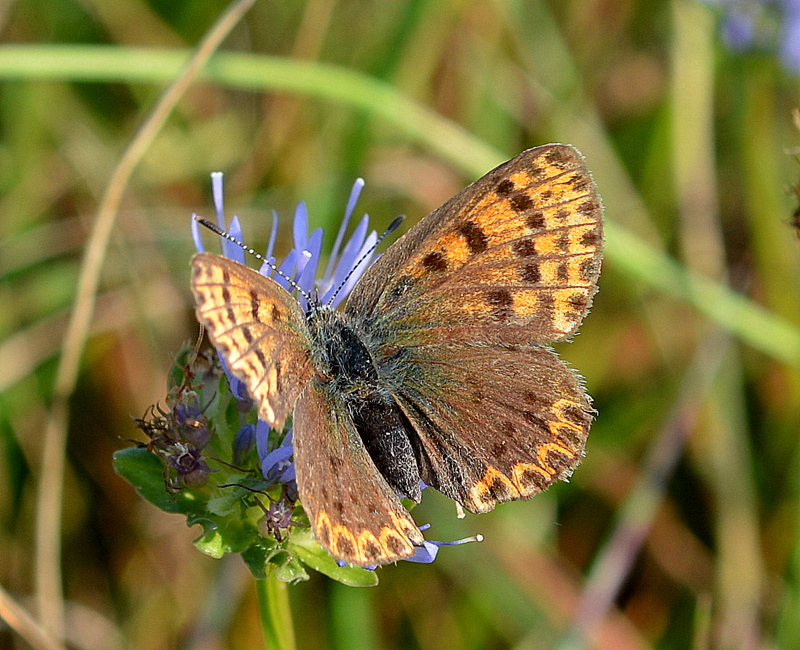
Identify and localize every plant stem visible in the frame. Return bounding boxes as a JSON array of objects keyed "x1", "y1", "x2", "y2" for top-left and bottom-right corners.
[{"x1": 256, "y1": 574, "x2": 296, "y2": 650}]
